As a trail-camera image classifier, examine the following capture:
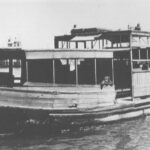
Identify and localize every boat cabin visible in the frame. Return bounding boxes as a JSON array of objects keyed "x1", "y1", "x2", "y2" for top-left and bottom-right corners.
[
  {"x1": 25, "y1": 49, "x2": 113, "y2": 86},
  {"x1": 1, "y1": 26, "x2": 150, "y2": 101},
  {"x1": 0, "y1": 48, "x2": 25, "y2": 86},
  {"x1": 54, "y1": 27, "x2": 150, "y2": 99}
]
